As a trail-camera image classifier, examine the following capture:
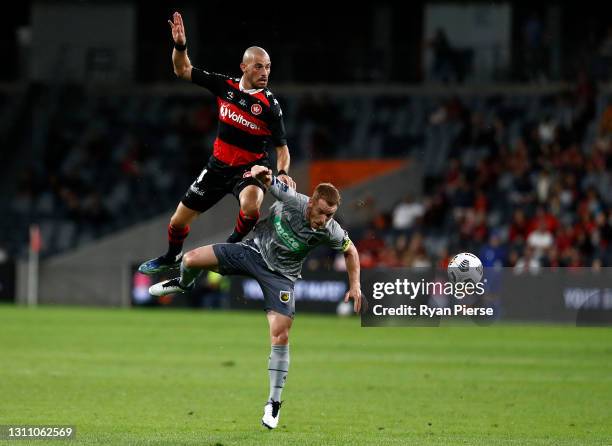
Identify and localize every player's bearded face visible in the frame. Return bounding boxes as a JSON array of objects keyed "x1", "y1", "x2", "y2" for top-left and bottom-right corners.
[
  {"x1": 245, "y1": 57, "x2": 271, "y2": 88},
  {"x1": 308, "y1": 198, "x2": 337, "y2": 230}
]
